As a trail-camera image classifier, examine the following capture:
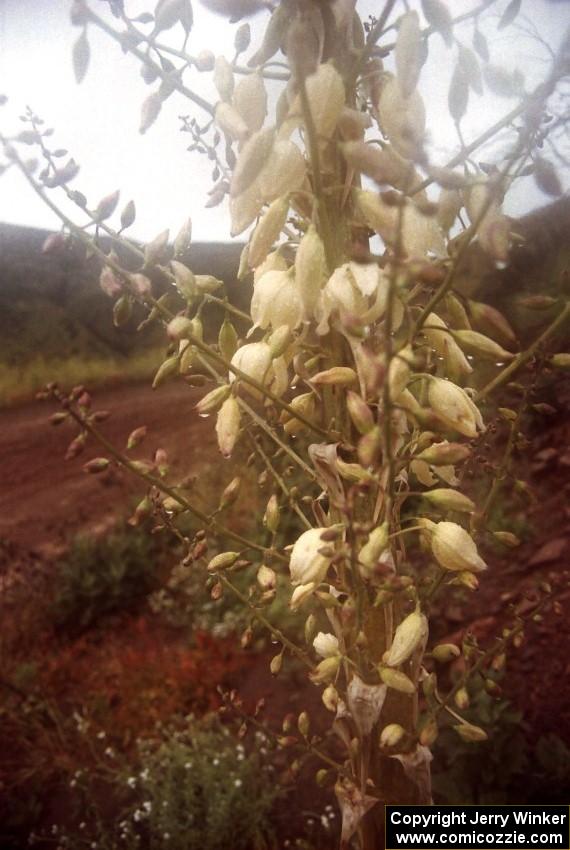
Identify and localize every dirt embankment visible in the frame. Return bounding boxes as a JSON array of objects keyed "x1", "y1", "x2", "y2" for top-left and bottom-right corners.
[{"x1": 0, "y1": 382, "x2": 216, "y2": 554}]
